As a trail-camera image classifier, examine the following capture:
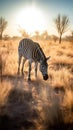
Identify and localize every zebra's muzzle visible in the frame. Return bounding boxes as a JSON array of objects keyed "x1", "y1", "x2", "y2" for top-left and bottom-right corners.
[{"x1": 43, "y1": 74, "x2": 48, "y2": 80}]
